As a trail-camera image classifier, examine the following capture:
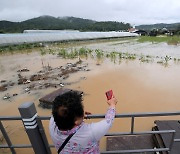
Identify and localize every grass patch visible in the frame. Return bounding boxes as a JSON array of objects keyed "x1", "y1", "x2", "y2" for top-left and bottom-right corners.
[
  {"x1": 0, "y1": 43, "x2": 43, "y2": 53},
  {"x1": 138, "y1": 36, "x2": 180, "y2": 45},
  {"x1": 57, "y1": 48, "x2": 68, "y2": 58},
  {"x1": 95, "y1": 49, "x2": 104, "y2": 60},
  {"x1": 40, "y1": 49, "x2": 47, "y2": 55}
]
